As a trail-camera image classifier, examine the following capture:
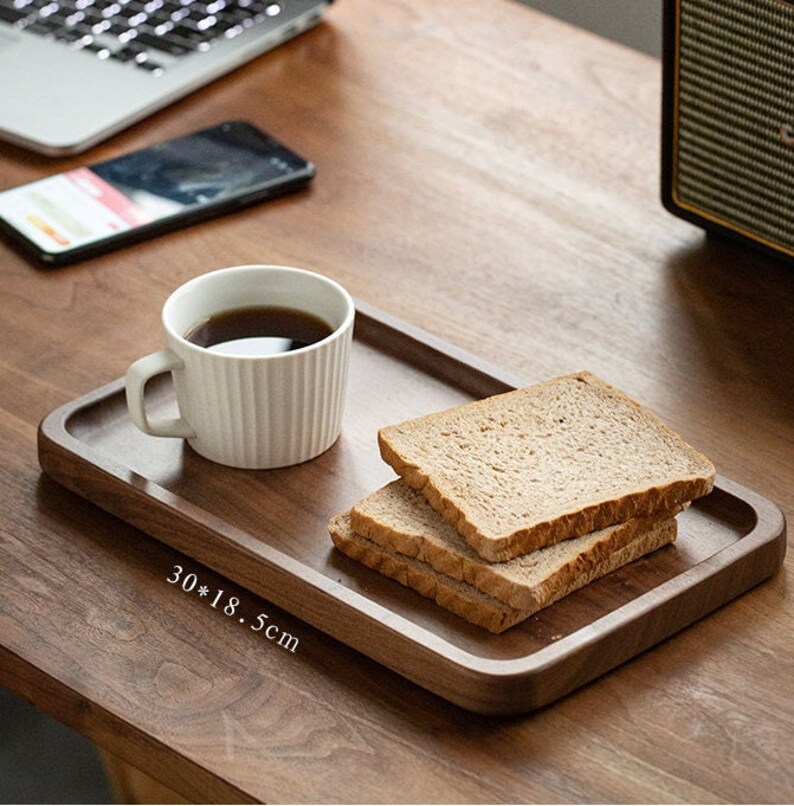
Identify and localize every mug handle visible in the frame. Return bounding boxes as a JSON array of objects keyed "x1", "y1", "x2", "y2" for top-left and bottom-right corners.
[{"x1": 125, "y1": 350, "x2": 196, "y2": 439}]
